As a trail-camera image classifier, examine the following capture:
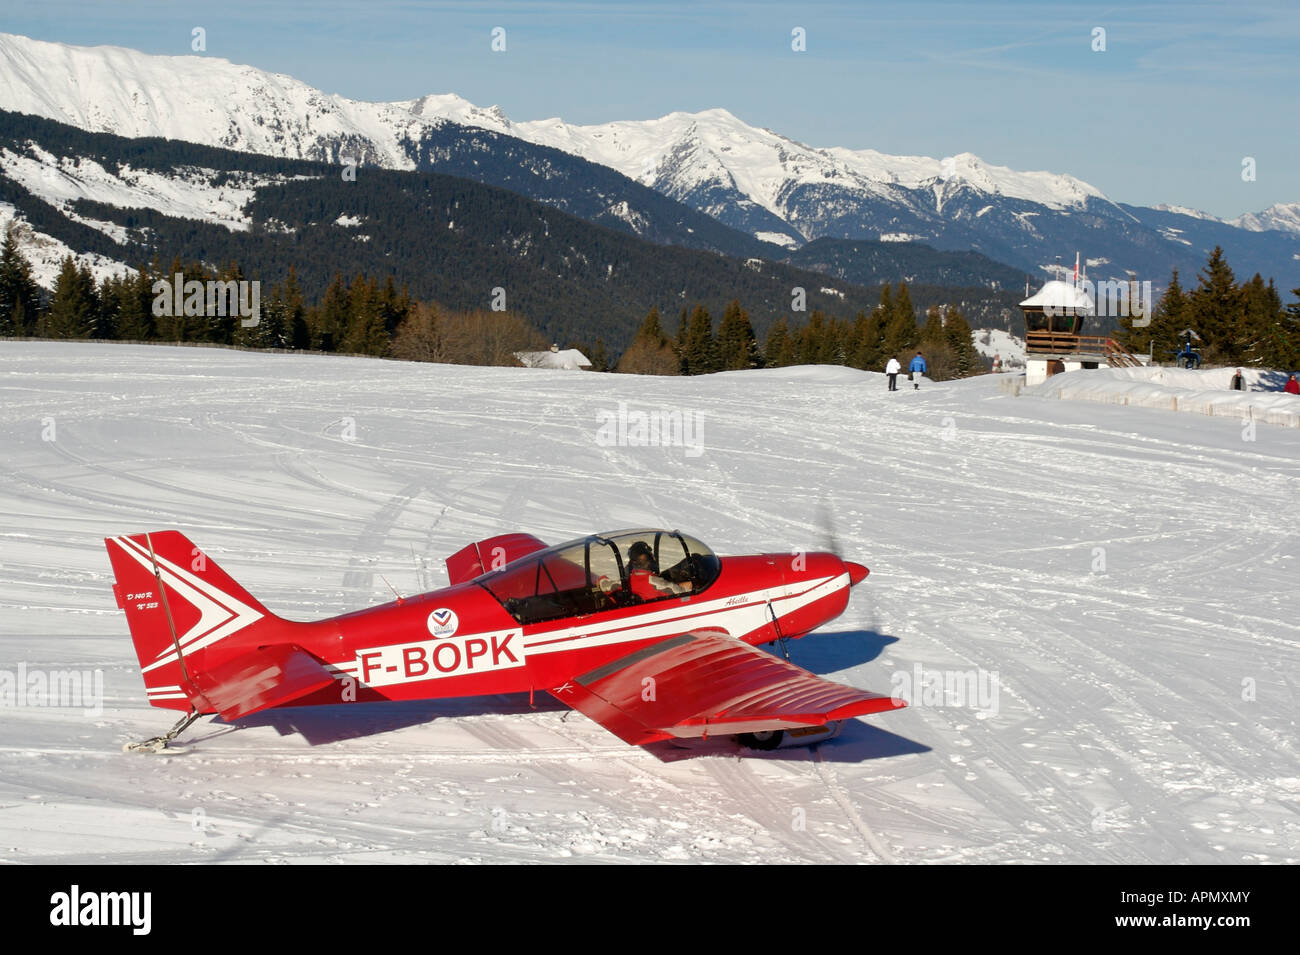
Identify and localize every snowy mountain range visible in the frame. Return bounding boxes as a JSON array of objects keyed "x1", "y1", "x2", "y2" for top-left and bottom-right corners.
[
  {"x1": 12, "y1": 110, "x2": 1024, "y2": 348},
  {"x1": 1, "y1": 31, "x2": 1298, "y2": 287},
  {"x1": 0, "y1": 33, "x2": 1097, "y2": 213}
]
